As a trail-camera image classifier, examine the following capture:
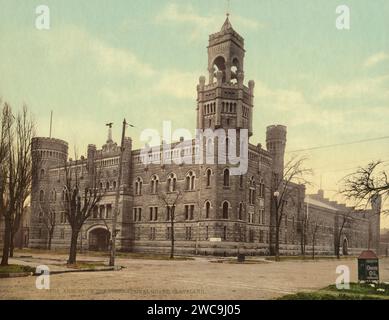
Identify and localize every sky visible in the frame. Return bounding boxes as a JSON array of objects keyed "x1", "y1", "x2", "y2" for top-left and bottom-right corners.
[{"x1": 0, "y1": 0, "x2": 388, "y2": 225}]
